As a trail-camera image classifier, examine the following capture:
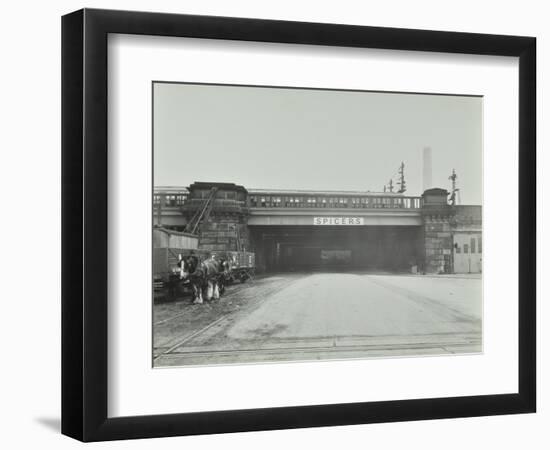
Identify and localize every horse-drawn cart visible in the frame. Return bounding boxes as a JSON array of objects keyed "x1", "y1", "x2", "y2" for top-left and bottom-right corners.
[{"x1": 153, "y1": 247, "x2": 255, "y2": 301}]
